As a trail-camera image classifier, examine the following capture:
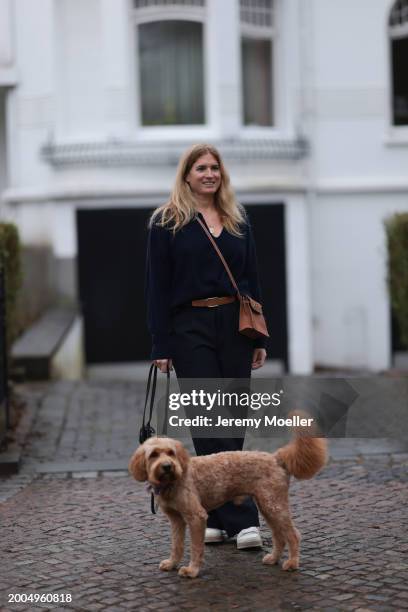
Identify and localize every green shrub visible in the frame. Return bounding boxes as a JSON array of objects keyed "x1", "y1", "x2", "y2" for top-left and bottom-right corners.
[
  {"x1": 0, "y1": 223, "x2": 22, "y2": 358},
  {"x1": 385, "y1": 212, "x2": 408, "y2": 349}
]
